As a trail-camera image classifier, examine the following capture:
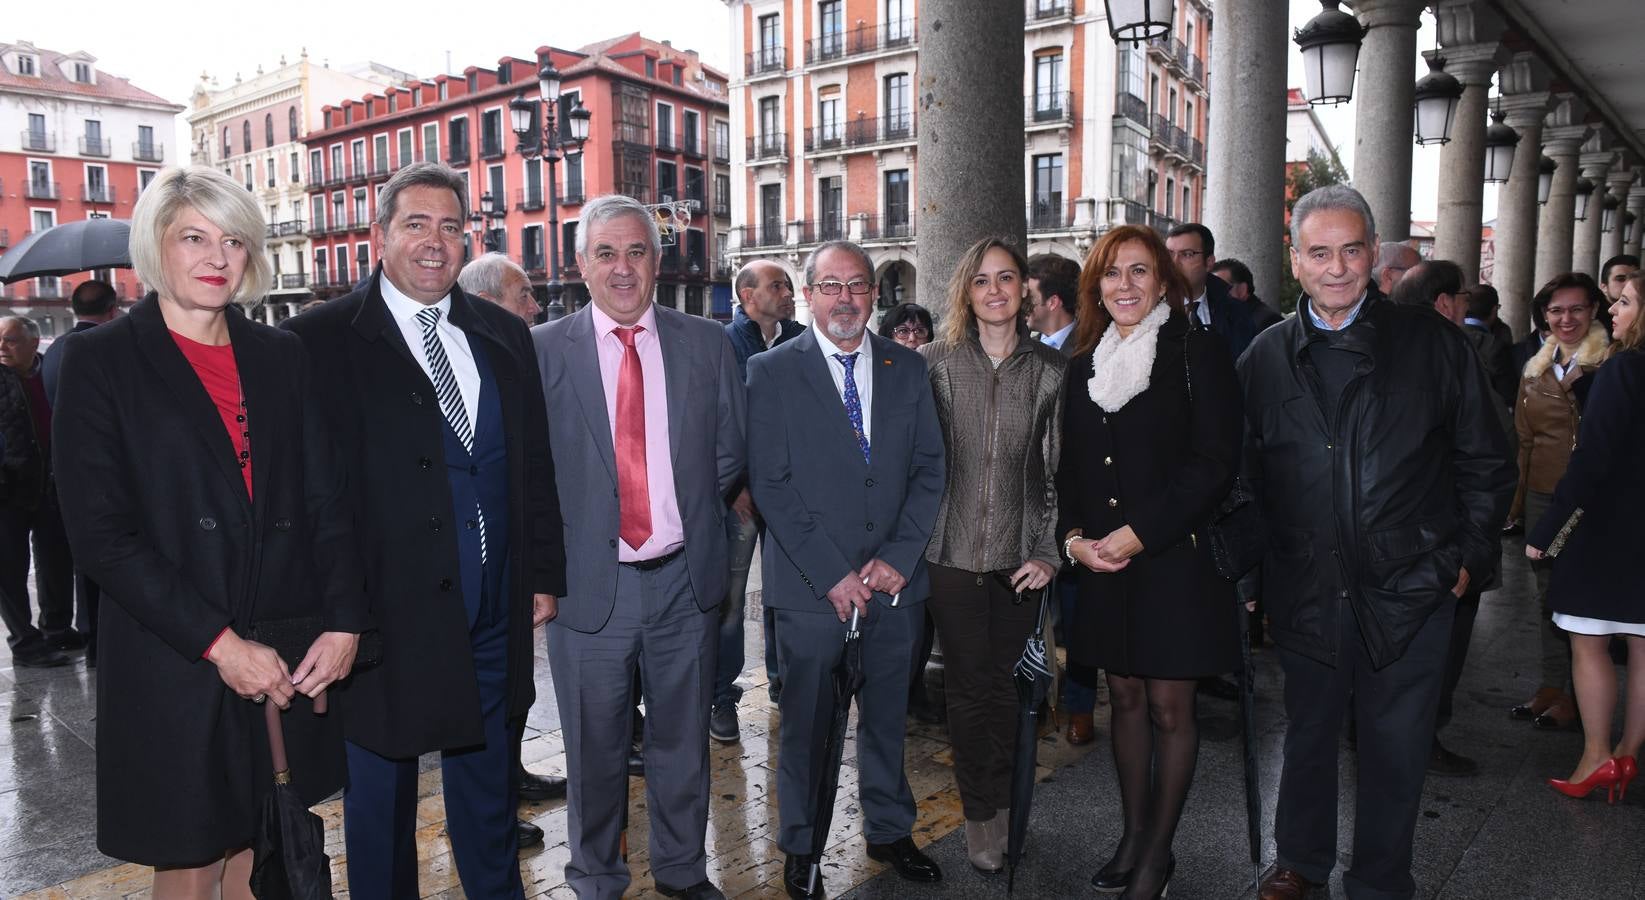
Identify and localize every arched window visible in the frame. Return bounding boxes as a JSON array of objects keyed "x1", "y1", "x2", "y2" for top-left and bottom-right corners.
[
  {"x1": 265, "y1": 113, "x2": 274, "y2": 147},
  {"x1": 241, "y1": 121, "x2": 251, "y2": 154},
  {"x1": 288, "y1": 106, "x2": 298, "y2": 140},
  {"x1": 222, "y1": 126, "x2": 231, "y2": 155}
]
